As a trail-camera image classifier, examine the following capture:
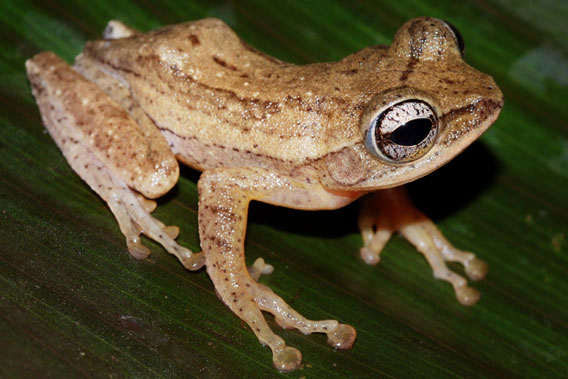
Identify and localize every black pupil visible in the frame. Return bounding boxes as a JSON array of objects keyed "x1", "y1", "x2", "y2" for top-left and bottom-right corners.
[{"x1": 390, "y1": 118, "x2": 432, "y2": 146}]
